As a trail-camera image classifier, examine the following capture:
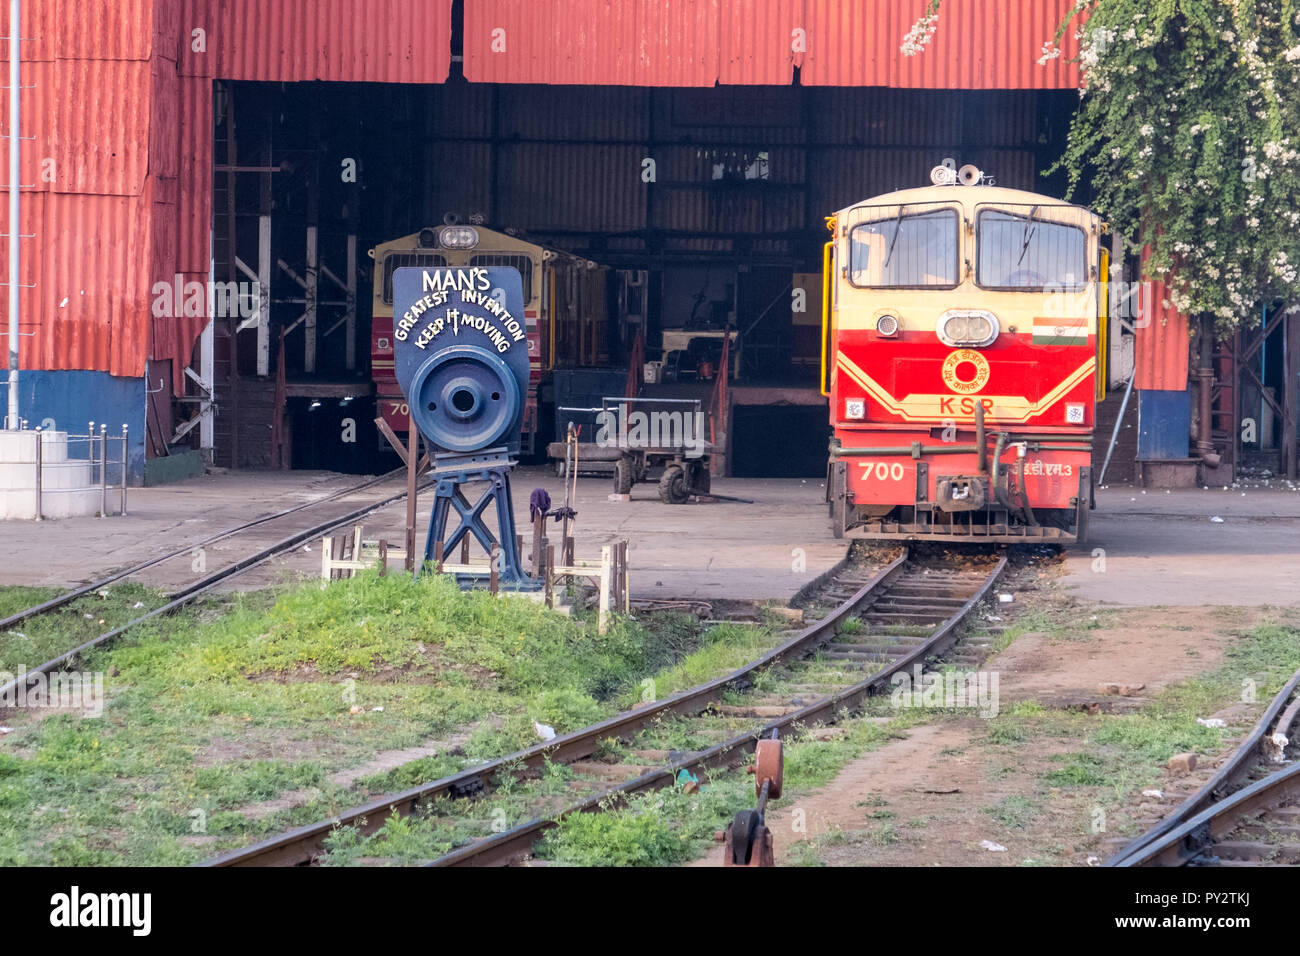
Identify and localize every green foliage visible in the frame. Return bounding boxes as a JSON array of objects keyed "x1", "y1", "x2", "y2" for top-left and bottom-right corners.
[
  {"x1": 538, "y1": 803, "x2": 692, "y2": 866},
  {"x1": 910, "y1": 0, "x2": 1300, "y2": 331}
]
